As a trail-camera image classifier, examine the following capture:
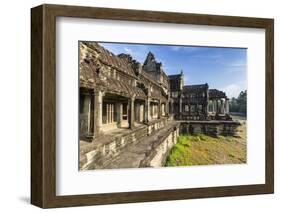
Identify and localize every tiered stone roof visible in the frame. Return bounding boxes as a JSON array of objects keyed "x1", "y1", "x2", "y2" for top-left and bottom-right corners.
[
  {"x1": 209, "y1": 89, "x2": 227, "y2": 99},
  {"x1": 182, "y1": 84, "x2": 208, "y2": 93},
  {"x1": 80, "y1": 42, "x2": 168, "y2": 100}
]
